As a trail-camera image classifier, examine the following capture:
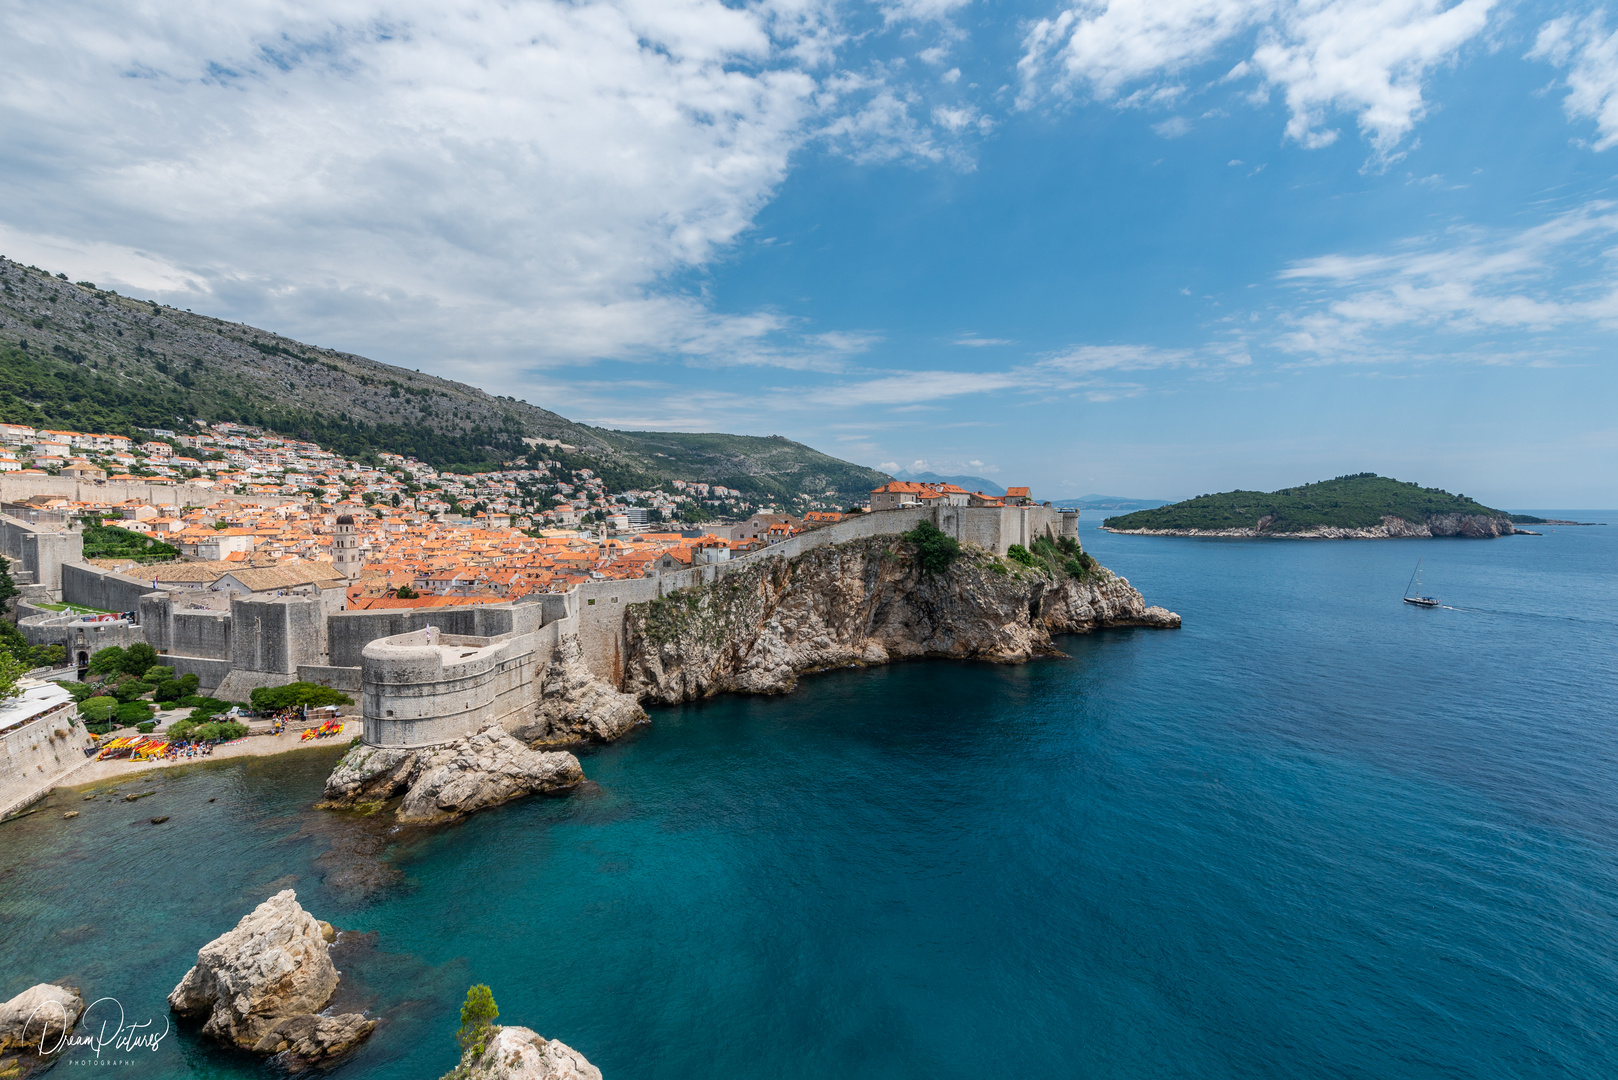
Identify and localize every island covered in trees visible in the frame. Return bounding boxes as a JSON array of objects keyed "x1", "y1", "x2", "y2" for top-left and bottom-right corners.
[{"x1": 1102, "y1": 474, "x2": 1541, "y2": 538}]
